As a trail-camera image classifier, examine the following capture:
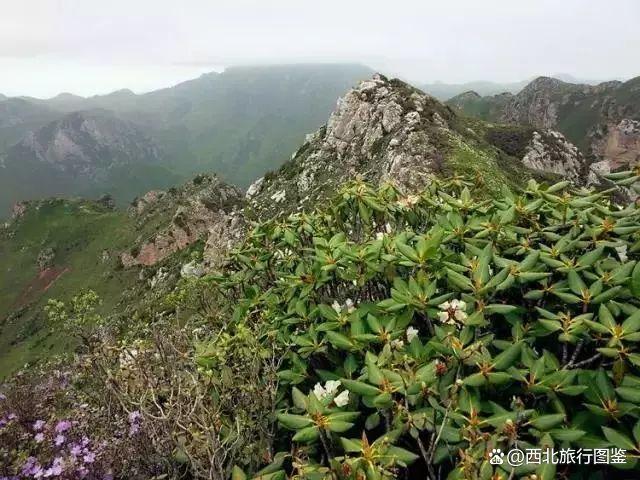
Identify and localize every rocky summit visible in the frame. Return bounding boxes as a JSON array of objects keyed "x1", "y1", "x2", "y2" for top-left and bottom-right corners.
[
  {"x1": 449, "y1": 75, "x2": 640, "y2": 187},
  {"x1": 246, "y1": 74, "x2": 588, "y2": 219}
]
